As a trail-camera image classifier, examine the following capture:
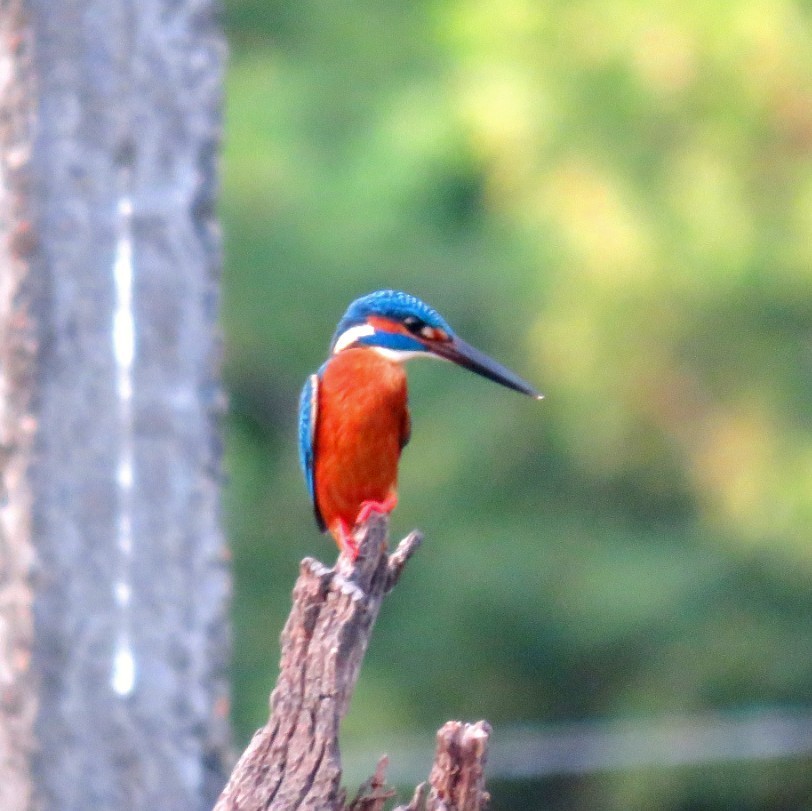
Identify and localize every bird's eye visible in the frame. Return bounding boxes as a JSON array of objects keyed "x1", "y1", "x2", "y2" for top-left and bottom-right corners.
[
  {"x1": 403, "y1": 316, "x2": 447, "y2": 342},
  {"x1": 403, "y1": 316, "x2": 428, "y2": 335}
]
